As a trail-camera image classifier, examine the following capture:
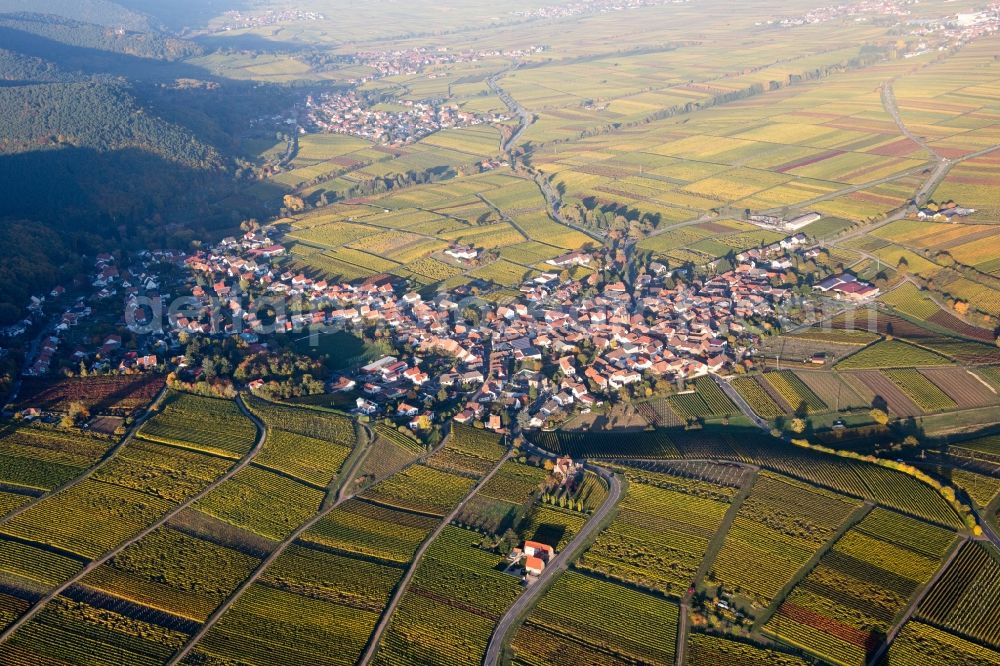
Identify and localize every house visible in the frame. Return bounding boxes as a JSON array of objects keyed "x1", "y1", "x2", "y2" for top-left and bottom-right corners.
[
  {"x1": 397, "y1": 403, "x2": 419, "y2": 417},
  {"x1": 445, "y1": 245, "x2": 478, "y2": 261},
  {"x1": 524, "y1": 556, "x2": 545, "y2": 576},
  {"x1": 355, "y1": 398, "x2": 378, "y2": 415},
  {"x1": 524, "y1": 540, "x2": 555, "y2": 561},
  {"x1": 546, "y1": 251, "x2": 590, "y2": 267}
]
